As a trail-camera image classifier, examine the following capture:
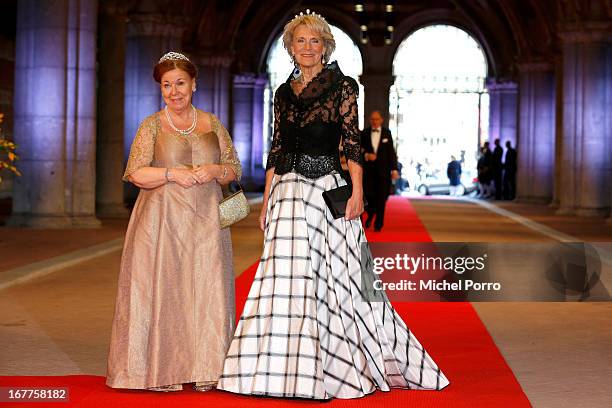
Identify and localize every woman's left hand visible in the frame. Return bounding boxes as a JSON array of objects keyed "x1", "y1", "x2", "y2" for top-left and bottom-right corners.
[
  {"x1": 193, "y1": 165, "x2": 217, "y2": 184},
  {"x1": 345, "y1": 193, "x2": 364, "y2": 221}
]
